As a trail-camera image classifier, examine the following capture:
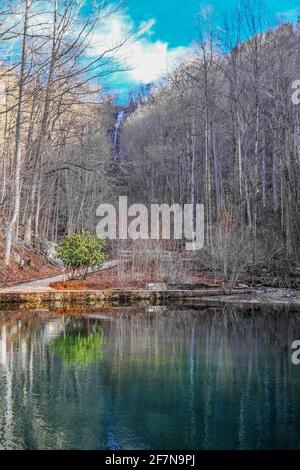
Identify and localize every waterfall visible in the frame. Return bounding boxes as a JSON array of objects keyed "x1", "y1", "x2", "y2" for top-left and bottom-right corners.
[{"x1": 113, "y1": 109, "x2": 125, "y2": 161}]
